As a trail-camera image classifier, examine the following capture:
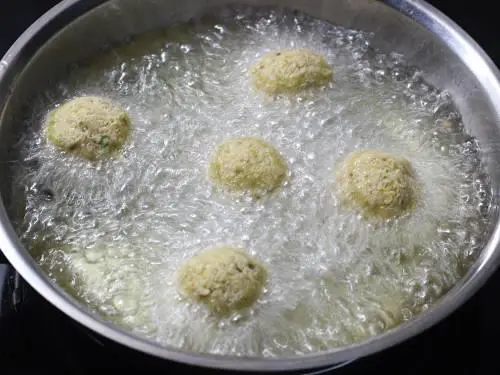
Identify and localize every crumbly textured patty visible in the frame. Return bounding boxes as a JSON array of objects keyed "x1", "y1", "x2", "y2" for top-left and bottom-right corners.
[
  {"x1": 335, "y1": 149, "x2": 420, "y2": 219},
  {"x1": 46, "y1": 96, "x2": 131, "y2": 160},
  {"x1": 250, "y1": 49, "x2": 333, "y2": 95},
  {"x1": 209, "y1": 136, "x2": 288, "y2": 198},
  {"x1": 177, "y1": 246, "x2": 267, "y2": 314}
]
